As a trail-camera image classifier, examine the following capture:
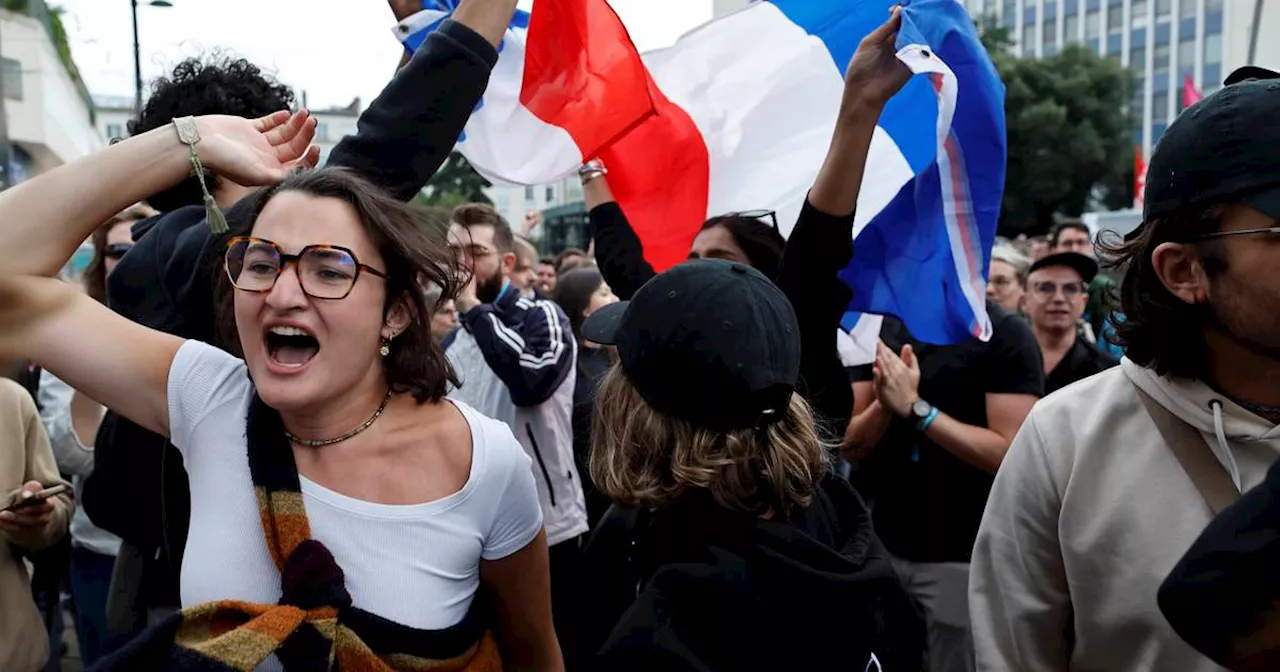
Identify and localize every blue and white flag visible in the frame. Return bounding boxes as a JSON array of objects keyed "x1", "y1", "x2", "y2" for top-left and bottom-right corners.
[{"x1": 837, "y1": 0, "x2": 1007, "y2": 345}]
